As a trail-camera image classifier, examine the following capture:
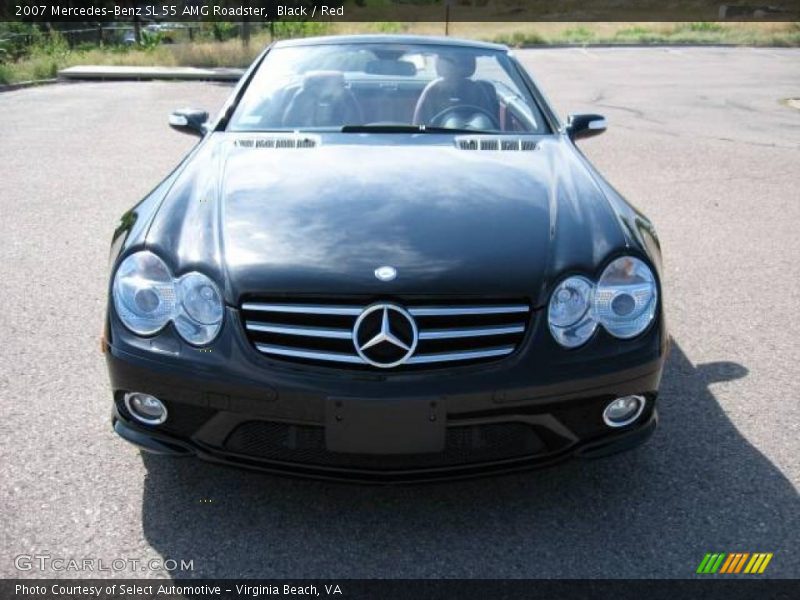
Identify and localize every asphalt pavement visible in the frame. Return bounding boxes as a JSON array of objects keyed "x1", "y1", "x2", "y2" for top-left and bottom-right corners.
[{"x1": 0, "y1": 47, "x2": 798, "y2": 579}]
